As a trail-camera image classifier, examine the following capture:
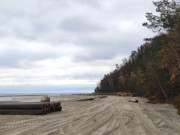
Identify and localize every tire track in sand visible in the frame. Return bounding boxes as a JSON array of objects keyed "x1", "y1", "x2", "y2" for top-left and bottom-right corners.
[
  {"x1": 1, "y1": 96, "x2": 179, "y2": 135},
  {"x1": 0, "y1": 97, "x2": 116, "y2": 135}
]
